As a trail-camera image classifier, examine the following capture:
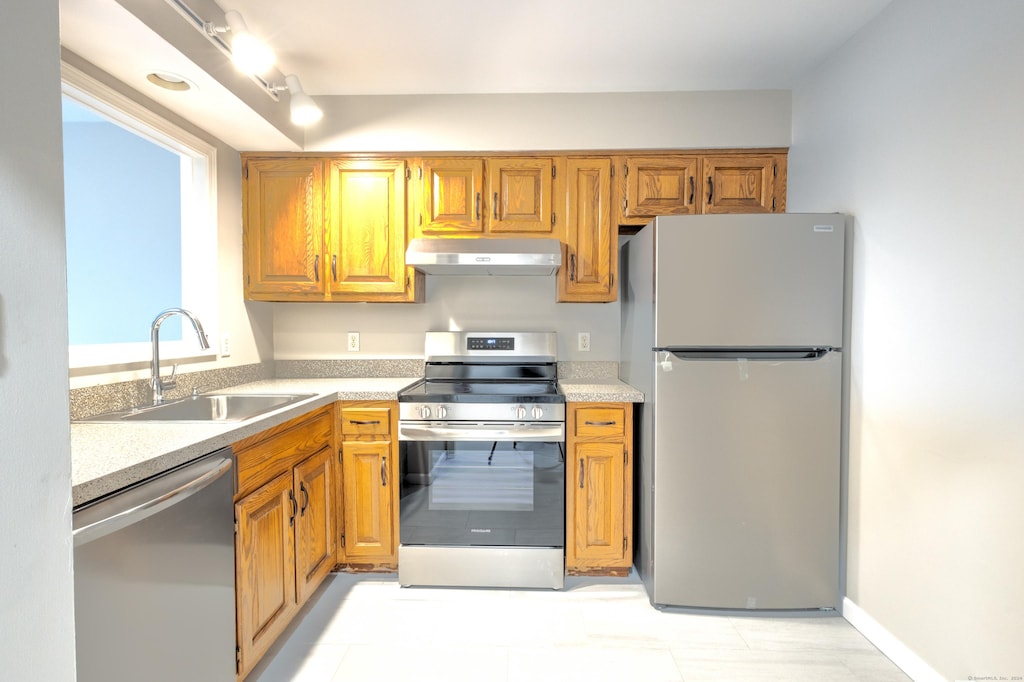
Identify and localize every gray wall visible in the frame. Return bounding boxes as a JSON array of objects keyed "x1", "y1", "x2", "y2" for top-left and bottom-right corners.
[
  {"x1": 0, "y1": 2, "x2": 77, "y2": 679},
  {"x1": 788, "y1": 1, "x2": 1024, "y2": 679}
]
